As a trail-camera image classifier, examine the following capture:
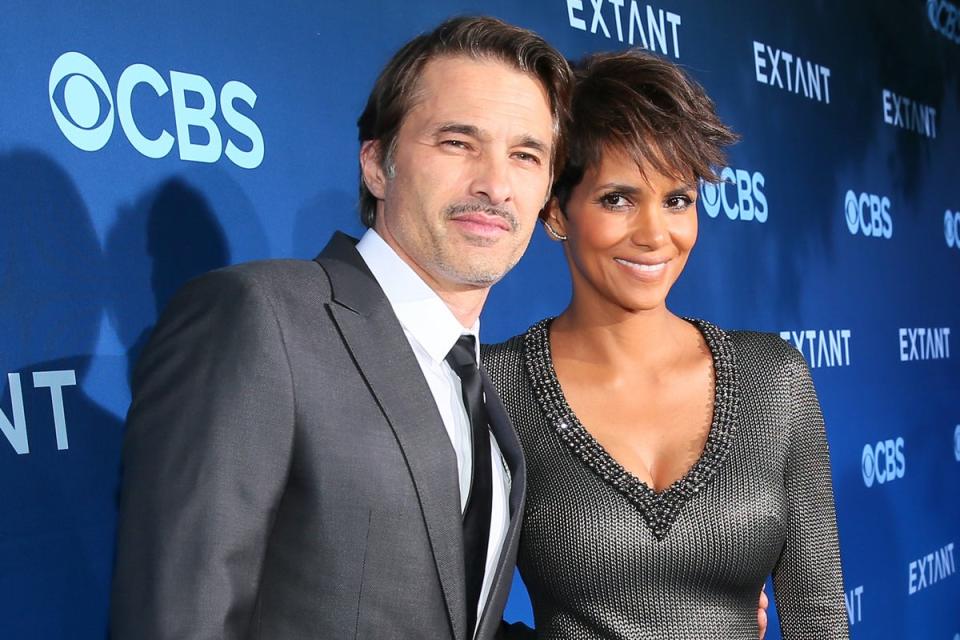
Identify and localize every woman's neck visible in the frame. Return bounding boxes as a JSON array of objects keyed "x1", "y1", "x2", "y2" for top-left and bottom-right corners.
[{"x1": 551, "y1": 301, "x2": 688, "y2": 372}]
